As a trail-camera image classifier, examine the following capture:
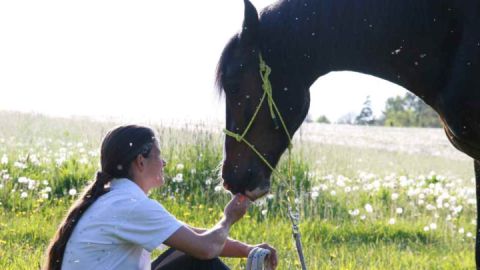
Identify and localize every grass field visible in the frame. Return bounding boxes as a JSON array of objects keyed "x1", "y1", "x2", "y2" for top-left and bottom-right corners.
[{"x1": 0, "y1": 111, "x2": 476, "y2": 269}]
